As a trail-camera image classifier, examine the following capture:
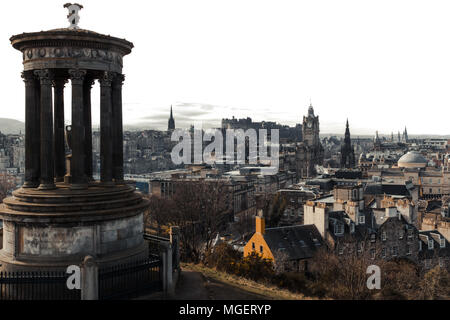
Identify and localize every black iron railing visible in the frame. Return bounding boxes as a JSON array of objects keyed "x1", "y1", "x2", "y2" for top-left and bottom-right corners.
[
  {"x1": 0, "y1": 271, "x2": 80, "y2": 300},
  {"x1": 0, "y1": 237, "x2": 167, "y2": 300},
  {"x1": 98, "y1": 258, "x2": 161, "y2": 300}
]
